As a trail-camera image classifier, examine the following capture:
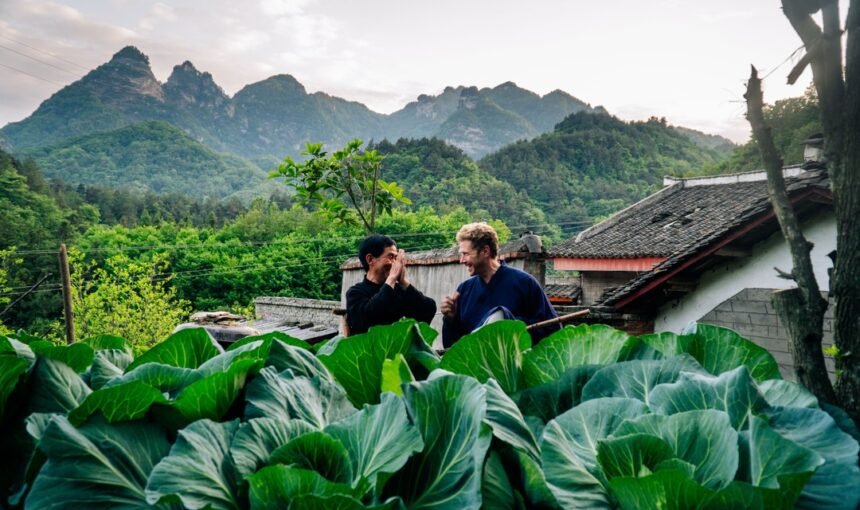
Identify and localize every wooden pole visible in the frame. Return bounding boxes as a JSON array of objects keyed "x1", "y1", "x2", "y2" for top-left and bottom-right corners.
[
  {"x1": 526, "y1": 309, "x2": 591, "y2": 331},
  {"x1": 58, "y1": 244, "x2": 75, "y2": 344}
]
